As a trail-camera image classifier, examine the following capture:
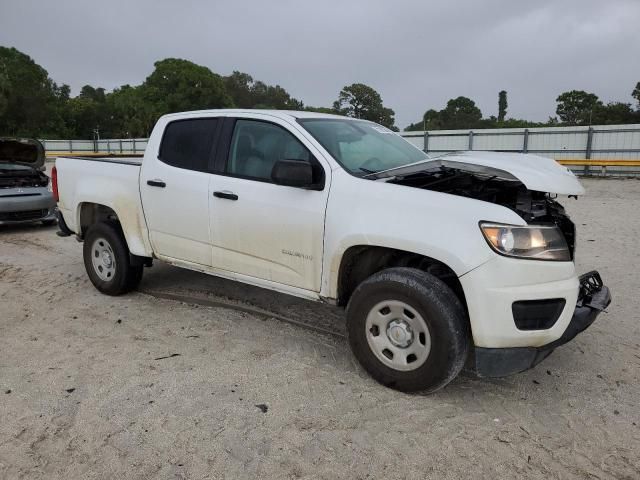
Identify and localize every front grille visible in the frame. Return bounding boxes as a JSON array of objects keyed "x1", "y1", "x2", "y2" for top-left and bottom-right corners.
[{"x1": 0, "y1": 209, "x2": 48, "y2": 222}]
